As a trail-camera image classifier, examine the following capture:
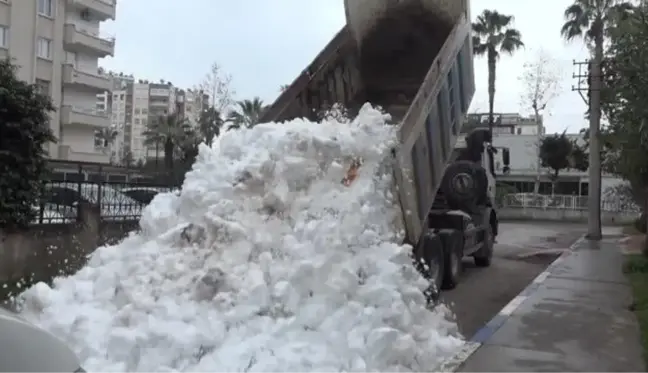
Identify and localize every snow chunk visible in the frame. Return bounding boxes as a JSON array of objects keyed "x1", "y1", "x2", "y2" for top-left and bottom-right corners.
[{"x1": 17, "y1": 103, "x2": 463, "y2": 372}]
